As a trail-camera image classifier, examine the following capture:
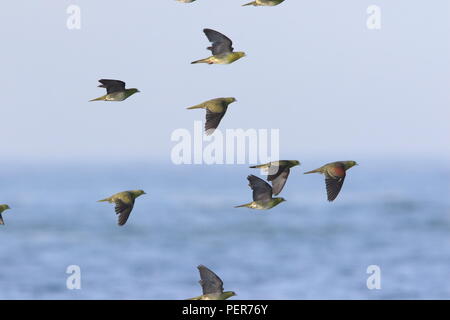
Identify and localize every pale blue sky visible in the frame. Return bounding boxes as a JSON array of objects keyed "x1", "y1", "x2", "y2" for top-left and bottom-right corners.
[{"x1": 0, "y1": 1, "x2": 448, "y2": 163}]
